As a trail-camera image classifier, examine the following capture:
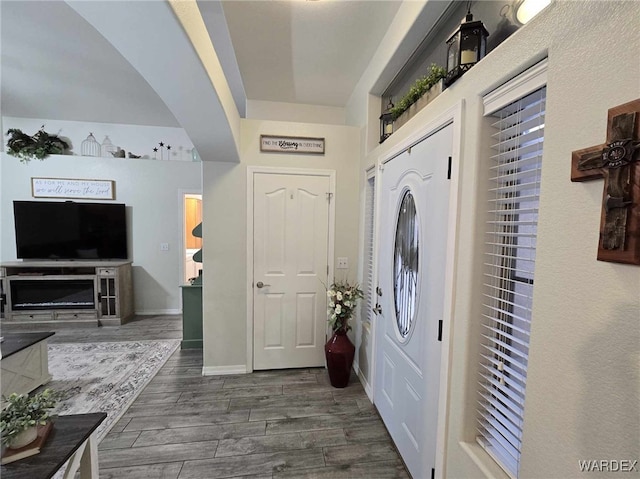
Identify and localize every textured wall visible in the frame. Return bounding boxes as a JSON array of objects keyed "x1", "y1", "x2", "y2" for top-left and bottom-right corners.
[{"x1": 354, "y1": 1, "x2": 640, "y2": 477}]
